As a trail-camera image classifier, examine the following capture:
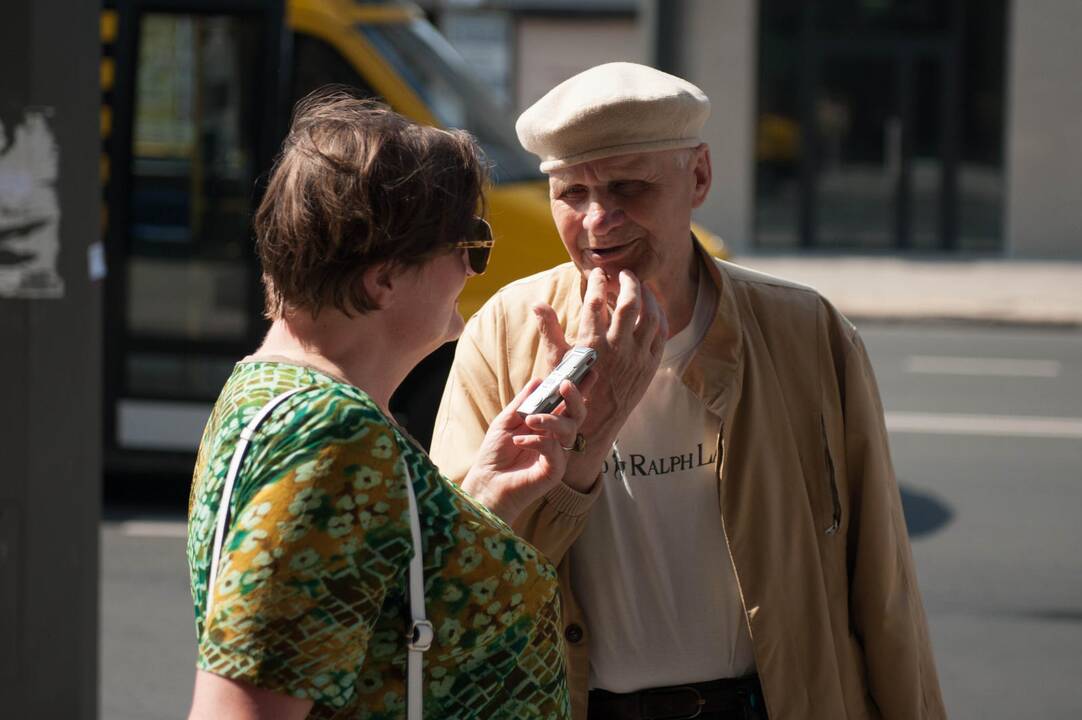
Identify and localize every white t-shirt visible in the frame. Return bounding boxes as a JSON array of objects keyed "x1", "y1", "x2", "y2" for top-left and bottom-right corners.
[{"x1": 569, "y1": 276, "x2": 756, "y2": 692}]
